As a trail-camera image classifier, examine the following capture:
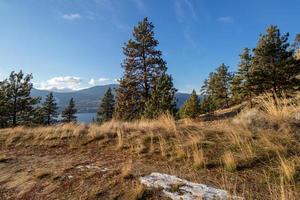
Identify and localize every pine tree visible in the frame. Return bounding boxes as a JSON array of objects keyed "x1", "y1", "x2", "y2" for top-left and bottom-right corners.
[
  {"x1": 96, "y1": 88, "x2": 115, "y2": 123},
  {"x1": 200, "y1": 64, "x2": 233, "y2": 110},
  {"x1": 231, "y1": 48, "x2": 254, "y2": 105},
  {"x1": 4, "y1": 71, "x2": 40, "y2": 126},
  {"x1": 199, "y1": 95, "x2": 216, "y2": 114},
  {"x1": 114, "y1": 61, "x2": 142, "y2": 120},
  {"x1": 294, "y1": 34, "x2": 300, "y2": 61},
  {"x1": 115, "y1": 17, "x2": 175, "y2": 120},
  {"x1": 208, "y1": 64, "x2": 233, "y2": 109},
  {"x1": 0, "y1": 80, "x2": 10, "y2": 128},
  {"x1": 179, "y1": 90, "x2": 199, "y2": 119},
  {"x1": 252, "y1": 25, "x2": 300, "y2": 97},
  {"x1": 144, "y1": 74, "x2": 177, "y2": 118},
  {"x1": 61, "y1": 98, "x2": 77, "y2": 123},
  {"x1": 41, "y1": 92, "x2": 58, "y2": 125}
]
